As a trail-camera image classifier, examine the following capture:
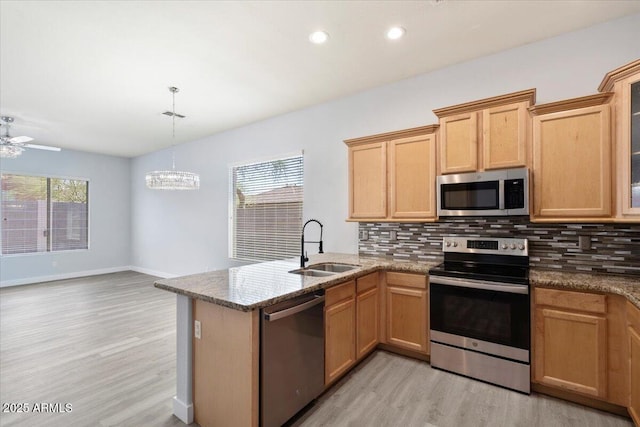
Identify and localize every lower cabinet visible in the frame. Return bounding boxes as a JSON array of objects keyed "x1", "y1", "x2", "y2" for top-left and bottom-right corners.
[
  {"x1": 325, "y1": 280, "x2": 356, "y2": 385},
  {"x1": 325, "y1": 274, "x2": 382, "y2": 385},
  {"x1": 629, "y1": 301, "x2": 640, "y2": 425},
  {"x1": 385, "y1": 272, "x2": 428, "y2": 354},
  {"x1": 534, "y1": 288, "x2": 608, "y2": 399},
  {"x1": 356, "y1": 273, "x2": 379, "y2": 360}
]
